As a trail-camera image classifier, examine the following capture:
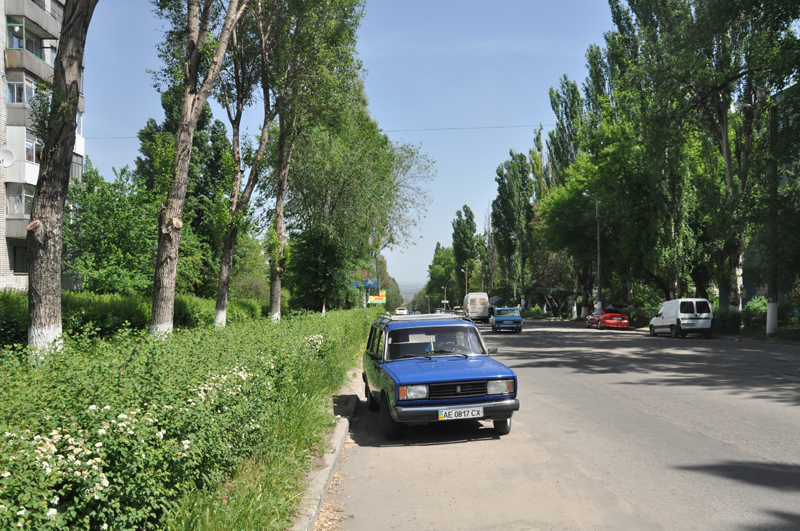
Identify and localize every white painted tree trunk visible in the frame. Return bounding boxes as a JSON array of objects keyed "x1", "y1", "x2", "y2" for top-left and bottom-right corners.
[
  {"x1": 214, "y1": 309, "x2": 226, "y2": 327},
  {"x1": 580, "y1": 306, "x2": 589, "y2": 318},
  {"x1": 766, "y1": 302, "x2": 778, "y2": 335},
  {"x1": 28, "y1": 324, "x2": 62, "y2": 360}
]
